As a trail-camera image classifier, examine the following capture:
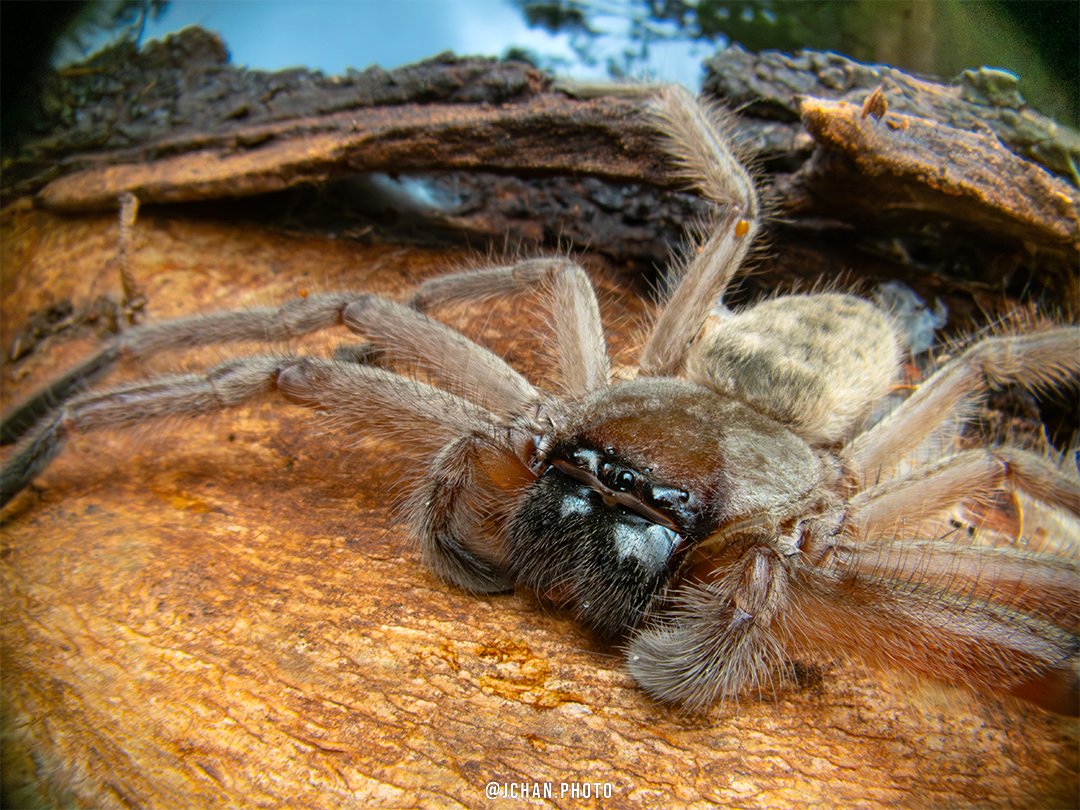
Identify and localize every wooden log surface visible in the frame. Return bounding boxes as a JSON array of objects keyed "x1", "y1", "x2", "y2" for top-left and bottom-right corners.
[
  {"x1": 1, "y1": 205, "x2": 1077, "y2": 809},
  {"x1": 2, "y1": 29, "x2": 1078, "y2": 808}
]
